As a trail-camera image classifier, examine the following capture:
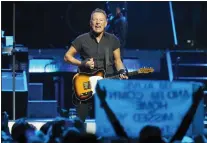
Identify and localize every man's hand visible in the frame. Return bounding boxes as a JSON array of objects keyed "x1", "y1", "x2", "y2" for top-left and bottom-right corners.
[
  {"x1": 118, "y1": 69, "x2": 128, "y2": 79},
  {"x1": 119, "y1": 73, "x2": 128, "y2": 79},
  {"x1": 85, "y1": 58, "x2": 94, "y2": 69}
]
